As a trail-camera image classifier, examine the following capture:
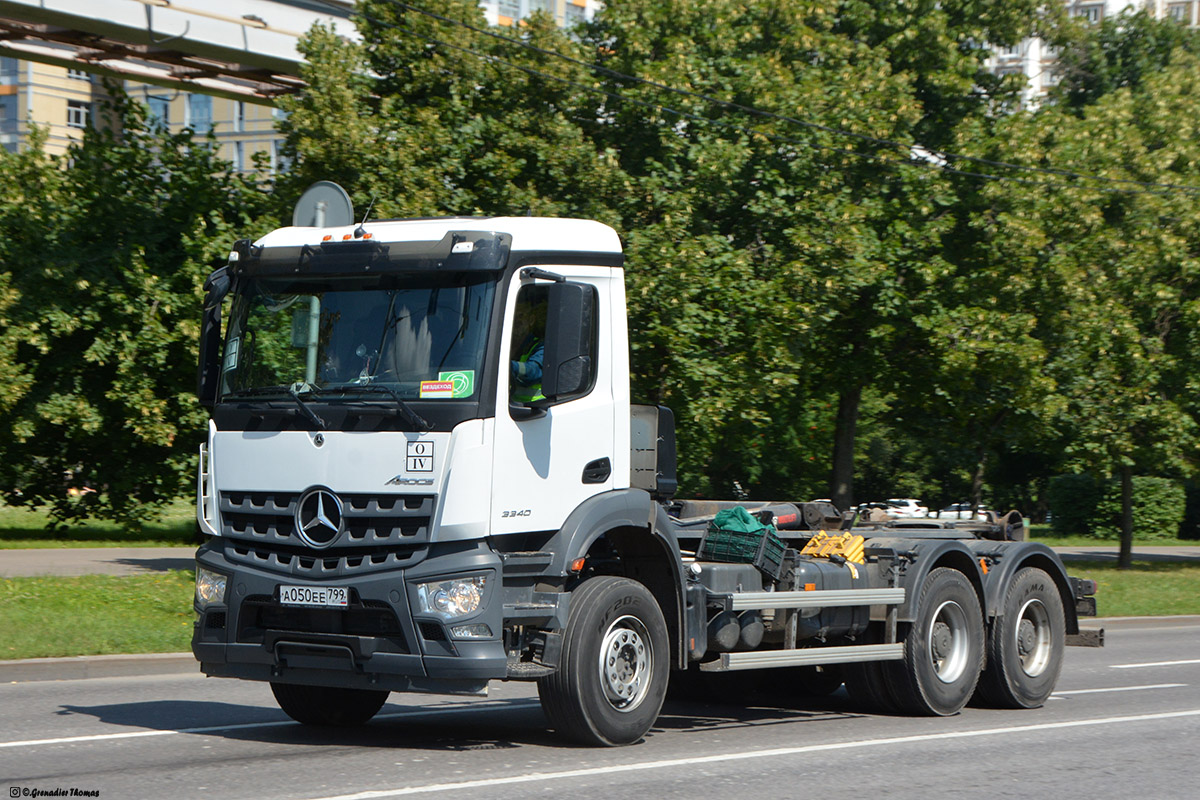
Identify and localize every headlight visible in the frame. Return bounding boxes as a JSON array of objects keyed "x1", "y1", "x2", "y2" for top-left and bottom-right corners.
[
  {"x1": 195, "y1": 567, "x2": 227, "y2": 609},
  {"x1": 416, "y1": 576, "x2": 487, "y2": 620}
]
